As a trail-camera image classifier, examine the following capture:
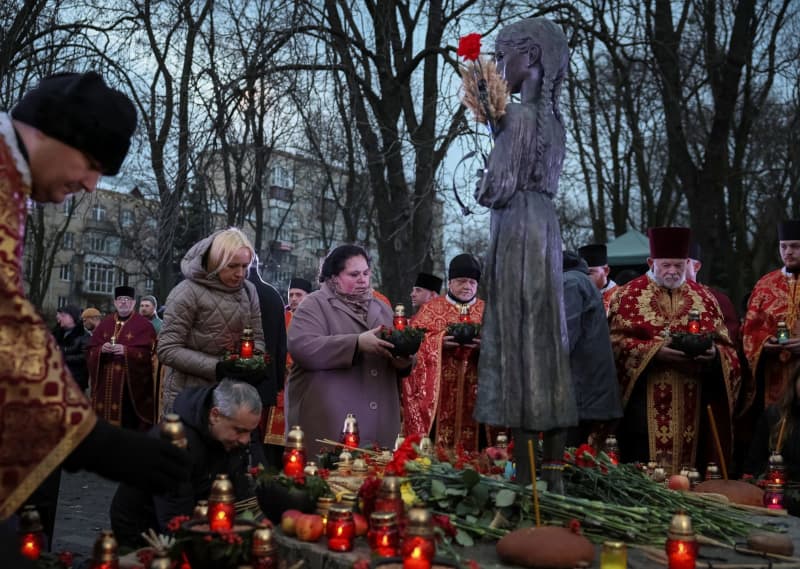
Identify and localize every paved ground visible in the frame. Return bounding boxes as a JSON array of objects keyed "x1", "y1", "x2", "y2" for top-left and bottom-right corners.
[{"x1": 51, "y1": 470, "x2": 117, "y2": 564}]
